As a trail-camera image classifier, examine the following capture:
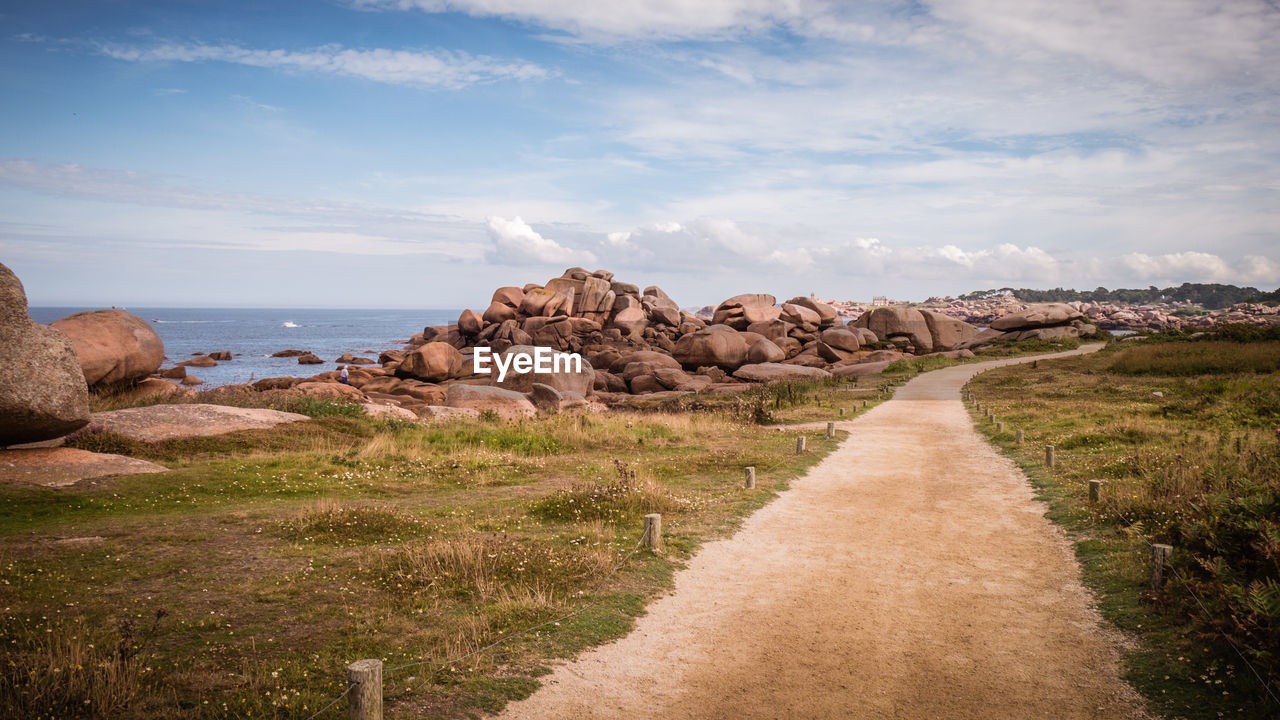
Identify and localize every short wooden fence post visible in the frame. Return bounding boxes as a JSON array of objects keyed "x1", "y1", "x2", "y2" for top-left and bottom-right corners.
[
  {"x1": 1150, "y1": 544, "x2": 1172, "y2": 589},
  {"x1": 826, "y1": 422, "x2": 835, "y2": 439},
  {"x1": 744, "y1": 467, "x2": 755, "y2": 489},
  {"x1": 347, "y1": 659, "x2": 383, "y2": 720},
  {"x1": 1016, "y1": 429, "x2": 1024, "y2": 444},
  {"x1": 996, "y1": 422, "x2": 1004, "y2": 433},
  {"x1": 796, "y1": 436, "x2": 806, "y2": 453},
  {"x1": 1089, "y1": 479, "x2": 1102, "y2": 504},
  {"x1": 643, "y1": 514, "x2": 662, "y2": 551},
  {"x1": 1045, "y1": 445, "x2": 1055, "y2": 467}
]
